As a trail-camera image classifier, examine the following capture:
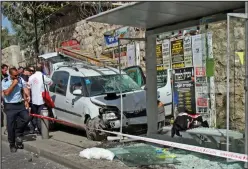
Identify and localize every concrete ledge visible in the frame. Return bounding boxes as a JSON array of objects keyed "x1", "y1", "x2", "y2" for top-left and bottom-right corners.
[{"x1": 1, "y1": 134, "x2": 92, "y2": 169}]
